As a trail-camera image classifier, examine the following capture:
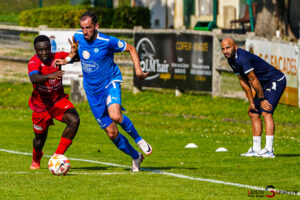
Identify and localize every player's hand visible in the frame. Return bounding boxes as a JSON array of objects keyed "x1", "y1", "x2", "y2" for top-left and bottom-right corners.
[
  {"x1": 248, "y1": 102, "x2": 257, "y2": 112},
  {"x1": 69, "y1": 36, "x2": 78, "y2": 55},
  {"x1": 48, "y1": 70, "x2": 65, "y2": 79},
  {"x1": 55, "y1": 59, "x2": 68, "y2": 65},
  {"x1": 260, "y1": 99, "x2": 272, "y2": 111},
  {"x1": 136, "y1": 71, "x2": 149, "y2": 80}
]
